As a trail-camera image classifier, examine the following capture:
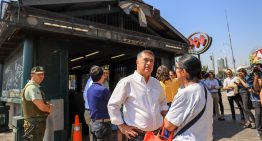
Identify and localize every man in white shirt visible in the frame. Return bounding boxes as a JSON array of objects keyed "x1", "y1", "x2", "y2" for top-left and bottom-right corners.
[
  {"x1": 223, "y1": 69, "x2": 244, "y2": 121},
  {"x1": 108, "y1": 50, "x2": 168, "y2": 141}
]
